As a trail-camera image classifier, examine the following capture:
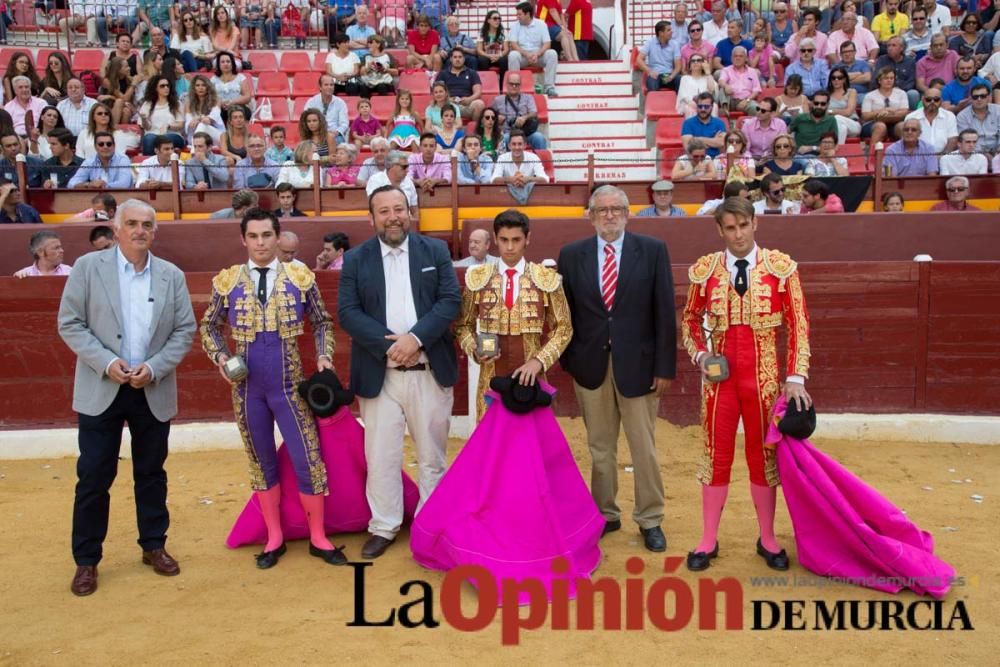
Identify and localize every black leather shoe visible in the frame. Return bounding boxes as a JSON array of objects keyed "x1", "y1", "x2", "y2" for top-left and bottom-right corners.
[
  {"x1": 640, "y1": 526, "x2": 667, "y2": 552},
  {"x1": 756, "y1": 538, "x2": 790, "y2": 571},
  {"x1": 601, "y1": 519, "x2": 622, "y2": 537},
  {"x1": 686, "y1": 543, "x2": 720, "y2": 571},
  {"x1": 309, "y1": 543, "x2": 348, "y2": 565},
  {"x1": 361, "y1": 535, "x2": 395, "y2": 559},
  {"x1": 255, "y1": 542, "x2": 287, "y2": 569}
]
